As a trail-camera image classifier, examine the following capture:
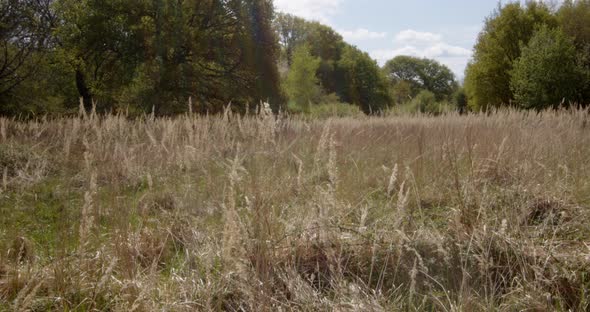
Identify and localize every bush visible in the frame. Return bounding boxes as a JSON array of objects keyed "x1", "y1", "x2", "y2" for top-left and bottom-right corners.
[
  {"x1": 386, "y1": 90, "x2": 457, "y2": 116},
  {"x1": 287, "y1": 93, "x2": 363, "y2": 118},
  {"x1": 308, "y1": 102, "x2": 363, "y2": 119},
  {"x1": 411, "y1": 90, "x2": 455, "y2": 114},
  {"x1": 413, "y1": 90, "x2": 436, "y2": 113},
  {"x1": 286, "y1": 101, "x2": 305, "y2": 115}
]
